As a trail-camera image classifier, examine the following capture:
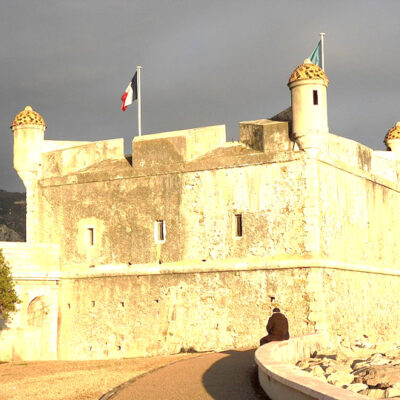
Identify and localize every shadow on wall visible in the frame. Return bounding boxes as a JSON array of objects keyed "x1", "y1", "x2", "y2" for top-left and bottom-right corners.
[{"x1": 202, "y1": 349, "x2": 270, "y2": 400}]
